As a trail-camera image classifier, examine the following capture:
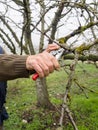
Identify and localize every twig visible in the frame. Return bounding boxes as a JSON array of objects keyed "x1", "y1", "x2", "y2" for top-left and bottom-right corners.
[{"x1": 58, "y1": 52, "x2": 79, "y2": 130}]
